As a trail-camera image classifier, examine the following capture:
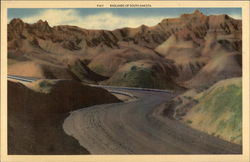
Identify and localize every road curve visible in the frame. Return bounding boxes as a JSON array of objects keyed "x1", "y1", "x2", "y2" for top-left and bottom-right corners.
[
  {"x1": 7, "y1": 75, "x2": 242, "y2": 154},
  {"x1": 63, "y1": 89, "x2": 242, "y2": 154}
]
